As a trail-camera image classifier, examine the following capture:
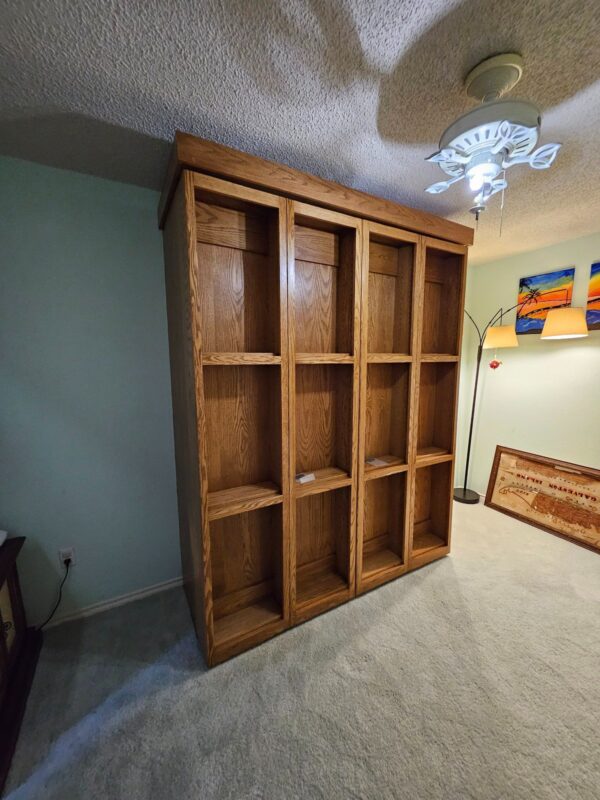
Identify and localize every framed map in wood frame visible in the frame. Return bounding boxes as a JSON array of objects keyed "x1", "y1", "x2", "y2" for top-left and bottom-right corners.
[{"x1": 485, "y1": 446, "x2": 600, "y2": 554}]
